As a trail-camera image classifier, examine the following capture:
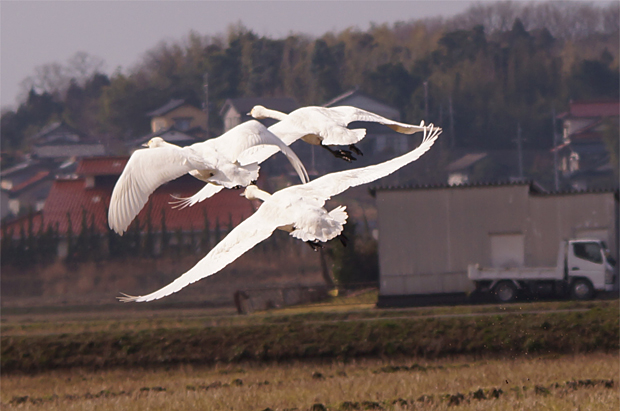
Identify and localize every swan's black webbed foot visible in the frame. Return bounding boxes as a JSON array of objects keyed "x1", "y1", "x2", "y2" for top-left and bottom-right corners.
[
  {"x1": 321, "y1": 144, "x2": 356, "y2": 162},
  {"x1": 335, "y1": 149, "x2": 356, "y2": 162},
  {"x1": 349, "y1": 144, "x2": 363, "y2": 156},
  {"x1": 307, "y1": 240, "x2": 324, "y2": 252},
  {"x1": 233, "y1": 185, "x2": 243, "y2": 190},
  {"x1": 250, "y1": 180, "x2": 257, "y2": 185},
  {"x1": 337, "y1": 234, "x2": 348, "y2": 247}
]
